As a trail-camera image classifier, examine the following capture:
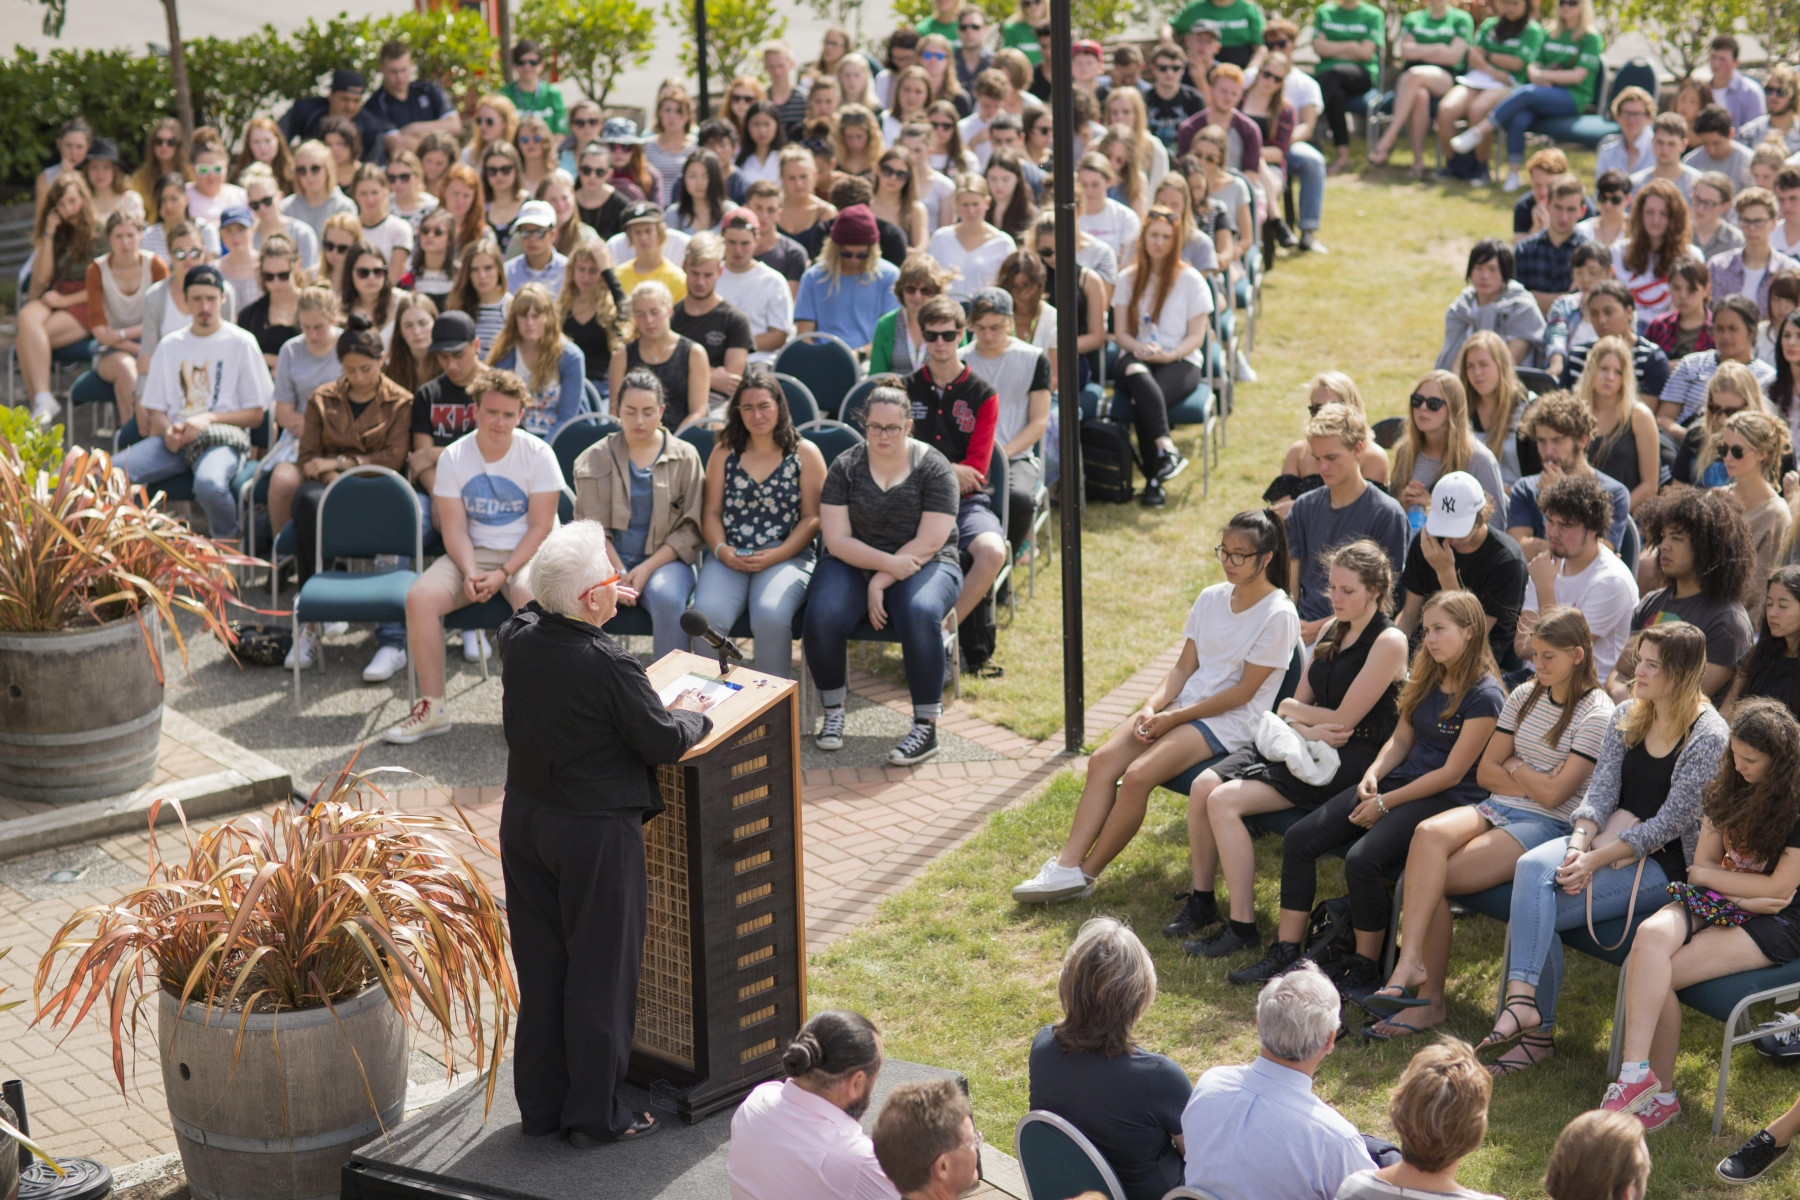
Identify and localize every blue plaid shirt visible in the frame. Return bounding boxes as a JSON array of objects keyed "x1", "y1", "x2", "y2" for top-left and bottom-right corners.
[{"x1": 1514, "y1": 228, "x2": 1590, "y2": 297}]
